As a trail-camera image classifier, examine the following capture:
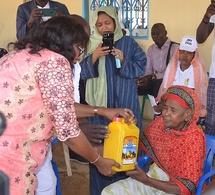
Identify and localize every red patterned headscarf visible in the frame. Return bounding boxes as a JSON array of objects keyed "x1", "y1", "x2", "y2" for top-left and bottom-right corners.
[
  {"x1": 164, "y1": 85, "x2": 199, "y2": 125},
  {"x1": 164, "y1": 94, "x2": 190, "y2": 109},
  {"x1": 140, "y1": 86, "x2": 206, "y2": 195}
]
